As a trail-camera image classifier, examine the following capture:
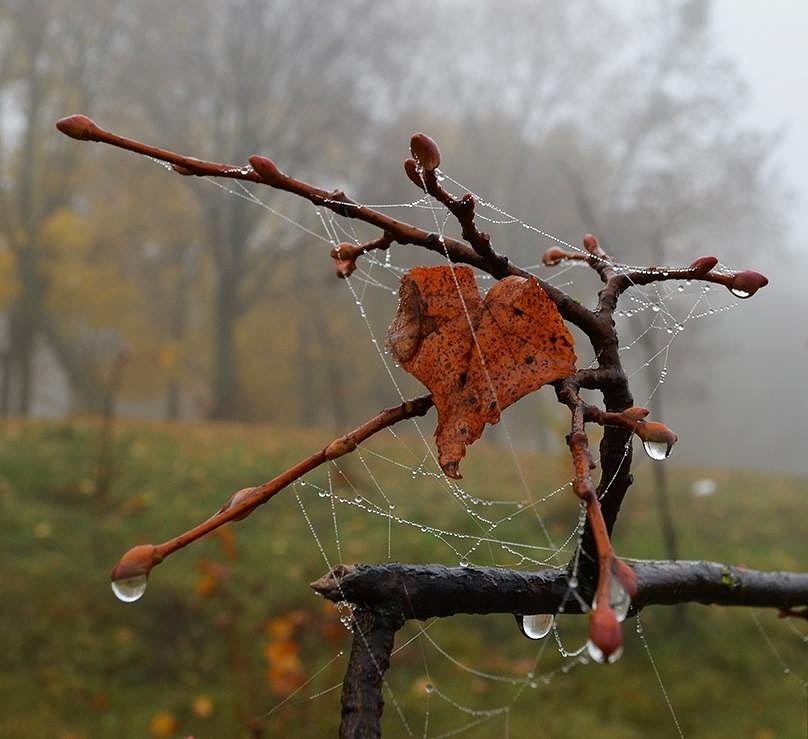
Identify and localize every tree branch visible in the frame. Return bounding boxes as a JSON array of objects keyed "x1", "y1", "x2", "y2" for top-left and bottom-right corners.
[
  {"x1": 109, "y1": 395, "x2": 433, "y2": 583},
  {"x1": 311, "y1": 561, "x2": 808, "y2": 618}
]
